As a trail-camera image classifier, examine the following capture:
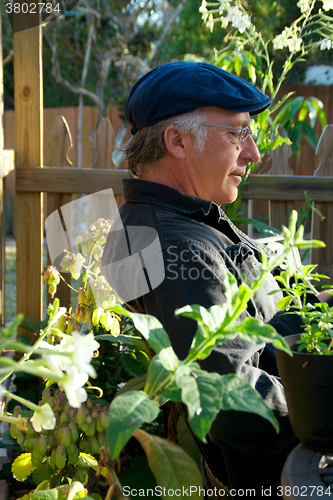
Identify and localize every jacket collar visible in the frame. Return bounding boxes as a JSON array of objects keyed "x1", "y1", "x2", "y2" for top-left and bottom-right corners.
[{"x1": 122, "y1": 178, "x2": 225, "y2": 219}]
